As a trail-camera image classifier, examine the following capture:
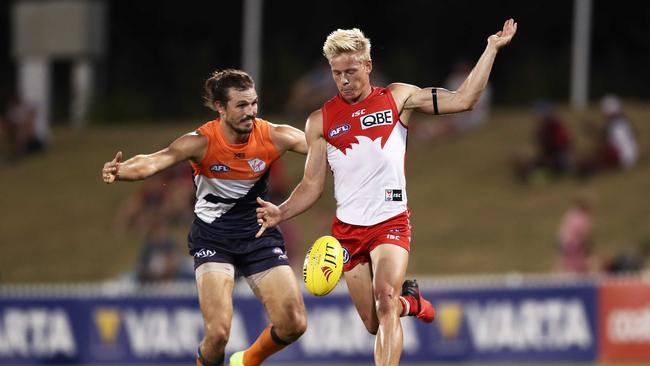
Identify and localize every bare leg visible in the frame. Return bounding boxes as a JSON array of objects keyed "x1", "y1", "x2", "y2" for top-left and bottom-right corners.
[
  {"x1": 370, "y1": 244, "x2": 409, "y2": 366},
  {"x1": 344, "y1": 262, "x2": 379, "y2": 335},
  {"x1": 196, "y1": 271, "x2": 234, "y2": 365},
  {"x1": 252, "y1": 265, "x2": 307, "y2": 342},
  {"x1": 237, "y1": 265, "x2": 307, "y2": 366}
]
